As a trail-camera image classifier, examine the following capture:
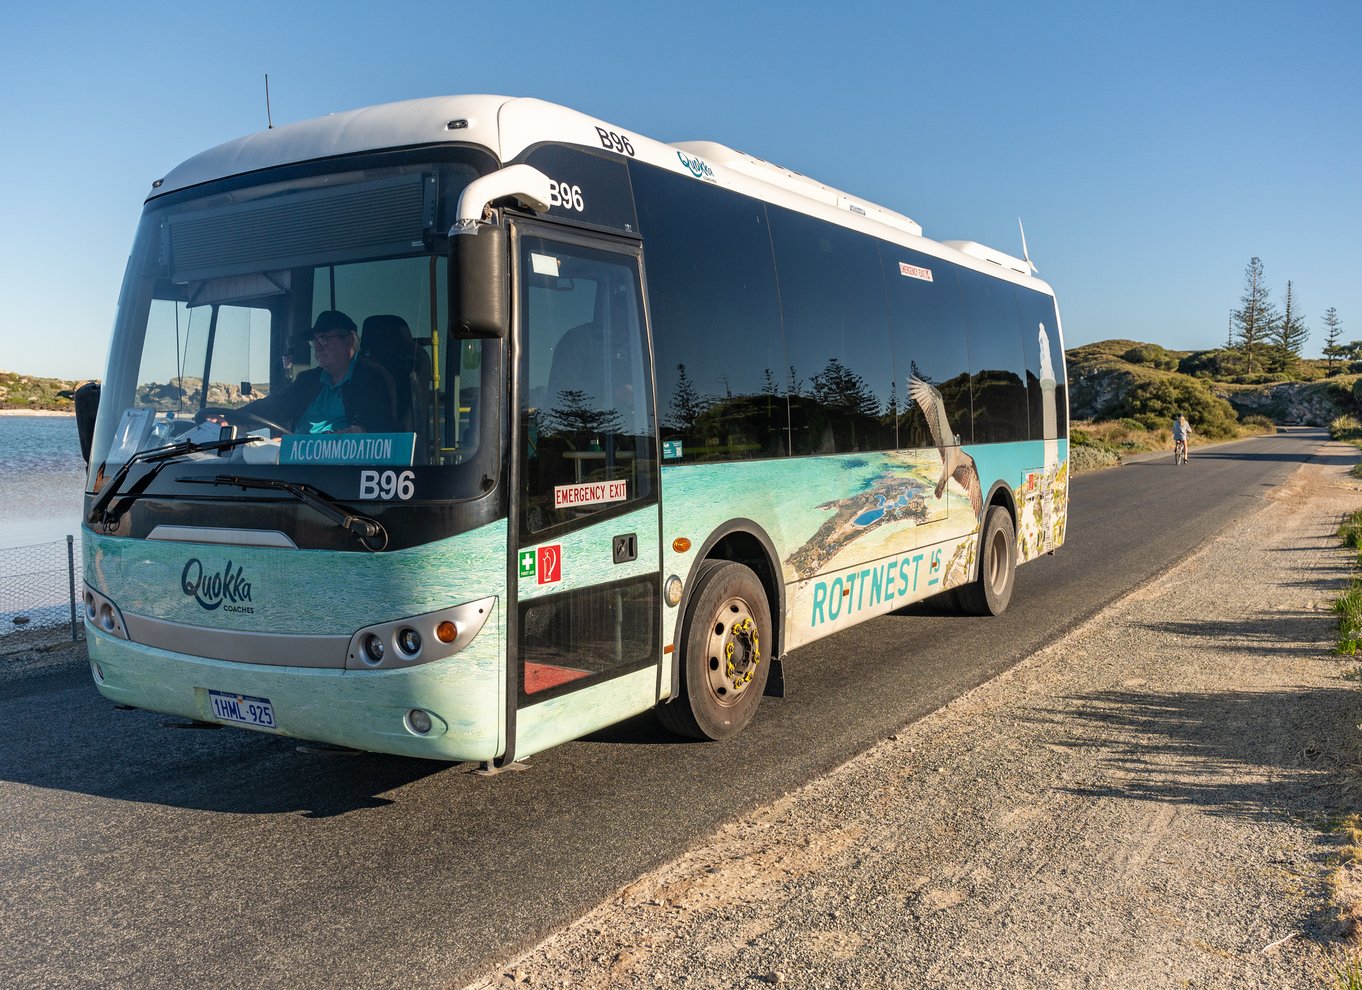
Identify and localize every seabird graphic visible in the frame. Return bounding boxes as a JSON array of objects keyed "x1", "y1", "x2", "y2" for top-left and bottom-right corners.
[{"x1": 908, "y1": 373, "x2": 983, "y2": 519}]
